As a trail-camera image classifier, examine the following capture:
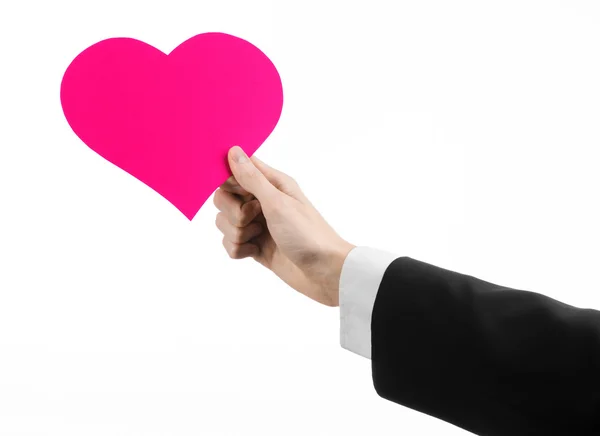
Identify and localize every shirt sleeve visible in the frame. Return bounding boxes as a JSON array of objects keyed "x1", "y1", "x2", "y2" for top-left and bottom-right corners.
[{"x1": 339, "y1": 246, "x2": 398, "y2": 359}]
